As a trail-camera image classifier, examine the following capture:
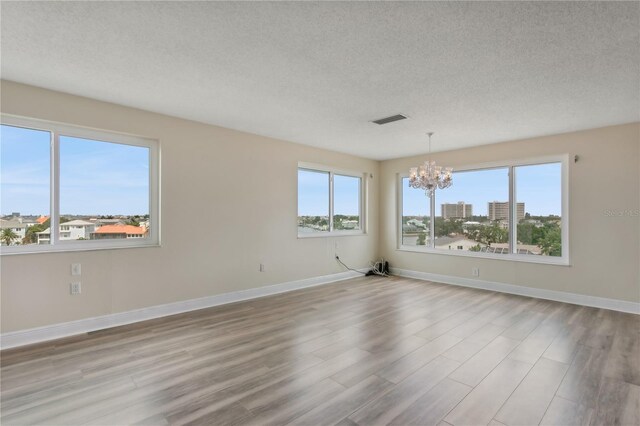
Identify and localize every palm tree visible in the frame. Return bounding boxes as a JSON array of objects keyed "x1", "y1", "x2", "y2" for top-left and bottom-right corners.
[{"x1": 1, "y1": 228, "x2": 19, "y2": 246}]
